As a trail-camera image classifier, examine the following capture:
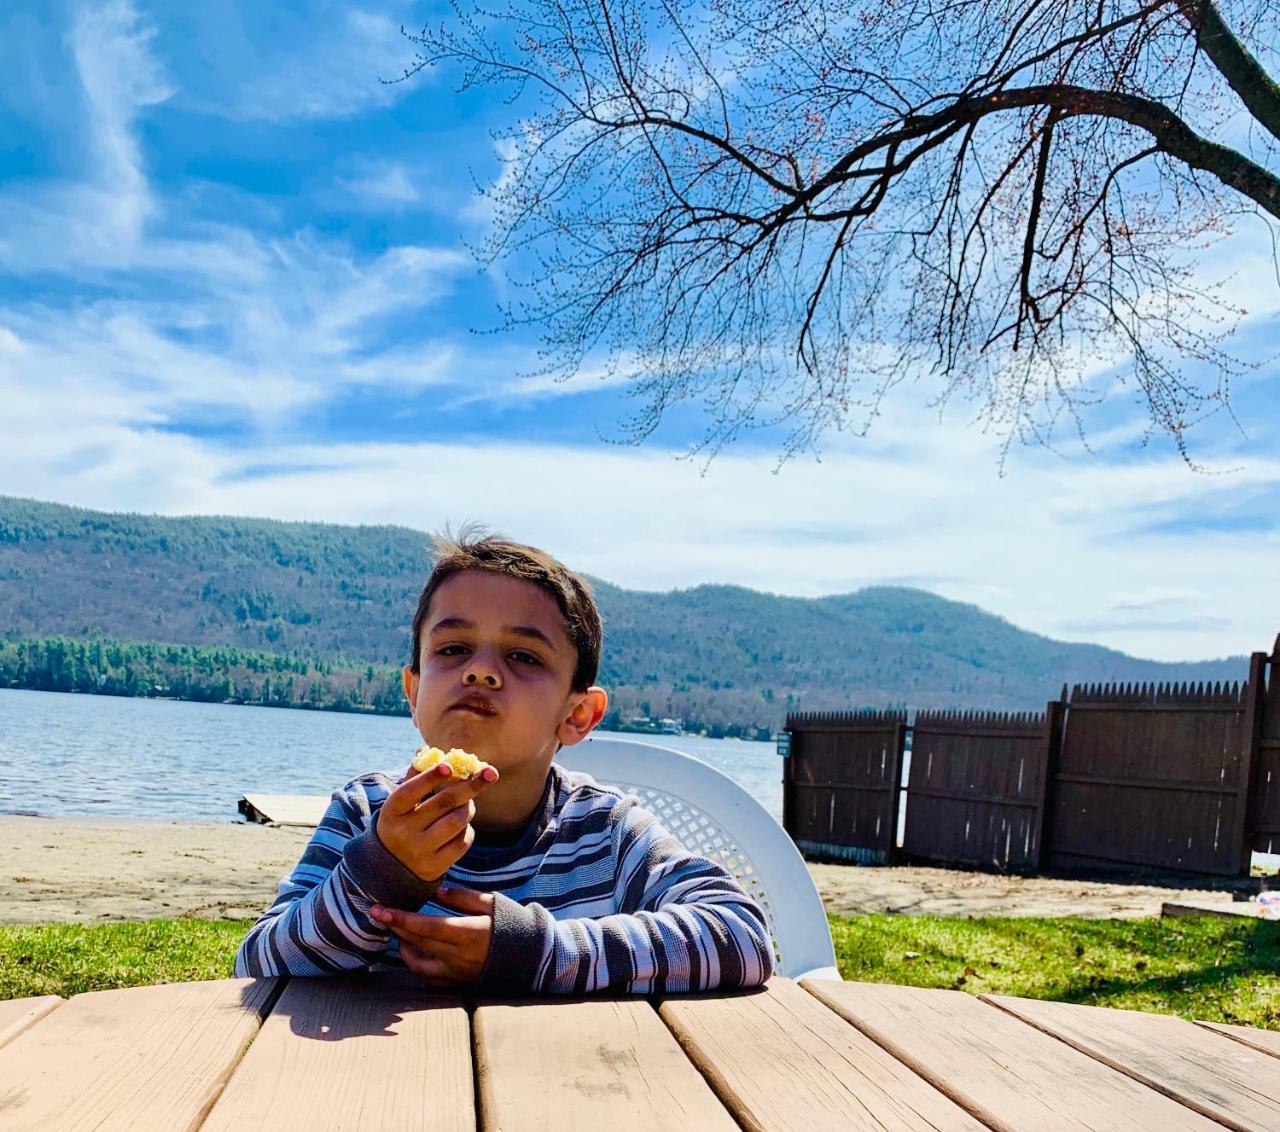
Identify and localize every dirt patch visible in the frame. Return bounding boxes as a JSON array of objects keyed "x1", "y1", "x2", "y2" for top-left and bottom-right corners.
[
  {"x1": 0, "y1": 815, "x2": 1253, "y2": 923},
  {"x1": 809, "y1": 861, "x2": 1249, "y2": 919}
]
